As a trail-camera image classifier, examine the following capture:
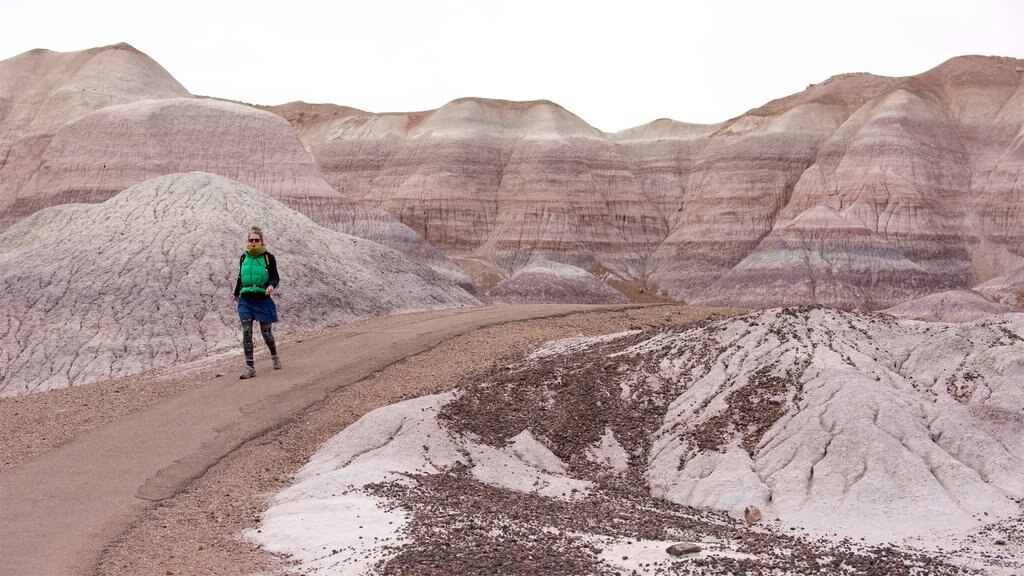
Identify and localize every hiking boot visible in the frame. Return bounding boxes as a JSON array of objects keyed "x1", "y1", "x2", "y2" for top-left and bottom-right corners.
[
  {"x1": 272, "y1": 355, "x2": 282, "y2": 370},
  {"x1": 239, "y1": 365, "x2": 256, "y2": 379}
]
